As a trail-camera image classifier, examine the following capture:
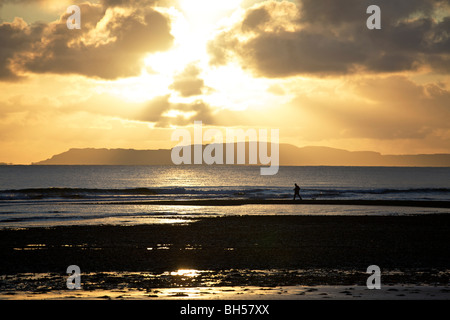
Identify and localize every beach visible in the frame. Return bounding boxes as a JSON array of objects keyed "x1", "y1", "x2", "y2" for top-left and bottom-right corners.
[
  {"x1": 1, "y1": 214, "x2": 449, "y2": 299},
  {"x1": 92, "y1": 199, "x2": 450, "y2": 208}
]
